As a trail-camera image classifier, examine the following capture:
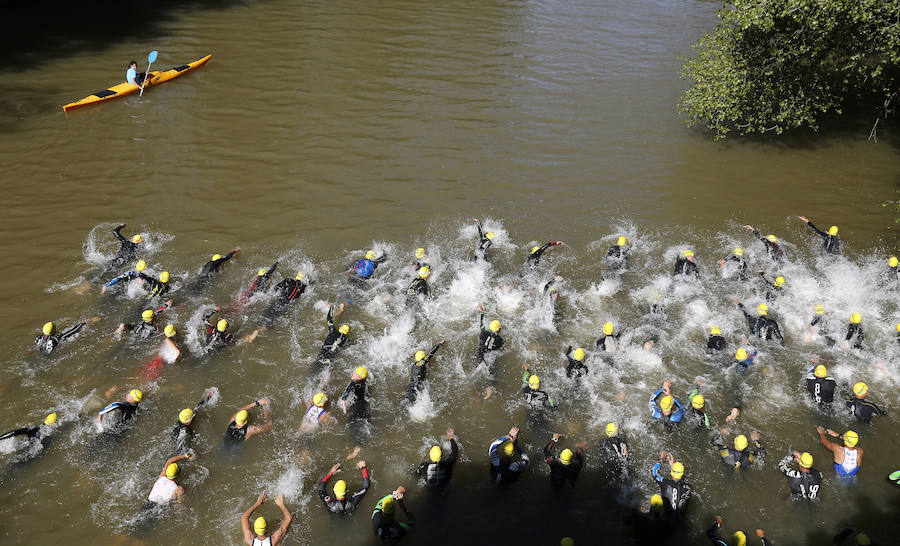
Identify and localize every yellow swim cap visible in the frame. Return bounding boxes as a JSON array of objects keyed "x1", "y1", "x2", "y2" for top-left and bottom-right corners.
[
  {"x1": 501, "y1": 440, "x2": 515, "y2": 458},
  {"x1": 896, "y1": 321, "x2": 900, "y2": 332},
  {"x1": 414, "y1": 350, "x2": 427, "y2": 362},
  {"x1": 531, "y1": 246, "x2": 541, "y2": 254},
  {"x1": 217, "y1": 319, "x2": 228, "y2": 332},
  {"x1": 649, "y1": 494, "x2": 663, "y2": 510},
  {"x1": 333, "y1": 480, "x2": 347, "y2": 499},
  {"x1": 418, "y1": 266, "x2": 431, "y2": 279},
  {"x1": 670, "y1": 462, "x2": 684, "y2": 479},
  {"x1": 164, "y1": 324, "x2": 176, "y2": 338},
  {"x1": 159, "y1": 271, "x2": 170, "y2": 283},
  {"x1": 799, "y1": 452, "x2": 813, "y2": 468},
  {"x1": 853, "y1": 382, "x2": 868, "y2": 396},
  {"x1": 528, "y1": 375, "x2": 540, "y2": 390},
  {"x1": 766, "y1": 234, "x2": 777, "y2": 243},
  {"x1": 890, "y1": 256, "x2": 899, "y2": 268},
  {"x1": 381, "y1": 496, "x2": 395, "y2": 515},
  {"x1": 733, "y1": 531, "x2": 747, "y2": 546},
  {"x1": 856, "y1": 533, "x2": 871, "y2": 545},
  {"x1": 179, "y1": 408, "x2": 194, "y2": 424},
  {"x1": 136, "y1": 260, "x2": 147, "y2": 272},
  {"x1": 142, "y1": 309, "x2": 154, "y2": 322},
  {"x1": 682, "y1": 249, "x2": 694, "y2": 257},
  {"x1": 757, "y1": 303, "x2": 768, "y2": 315},
  {"x1": 253, "y1": 516, "x2": 266, "y2": 536},
  {"x1": 44, "y1": 413, "x2": 58, "y2": 426},
  {"x1": 605, "y1": 423, "x2": 618, "y2": 437},
  {"x1": 339, "y1": 324, "x2": 350, "y2": 335},
  {"x1": 415, "y1": 248, "x2": 426, "y2": 259},
  {"x1": 257, "y1": 268, "x2": 268, "y2": 276},
  {"x1": 710, "y1": 326, "x2": 721, "y2": 335},
  {"x1": 691, "y1": 395, "x2": 705, "y2": 410},
  {"x1": 430, "y1": 445, "x2": 442, "y2": 463},
  {"x1": 659, "y1": 396, "x2": 674, "y2": 412},
  {"x1": 132, "y1": 234, "x2": 143, "y2": 244},
  {"x1": 733, "y1": 247, "x2": 744, "y2": 256},
  {"x1": 365, "y1": 250, "x2": 376, "y2": 260},
  {"x1": 735, "y1": 348, "x2": 748, "y2": 361},
  {"x1": 295, "y1": 272, "x2": 305, "y2": 281},
  {"x1": 355, "y1": 366, "x2": 368, "y2": 380},
  {"x1": 828, "y1": 226, "x2": 839, "y2": 236},
  {"x1": 166, "y1": 463, "x2": 179, "y2": 479},
  {"x1": 313, "y1": 392, "x2": 327, "y2": 407},
  {"x1": 734, "y1": 435, "x2": 748, "y2": 451},
  {"x1": 489, "y1": 320, "x2": 501, "y2": 333},
  {"x1": 843, "y1": 430, "x2": 859, "y2": 447},
  {"x1": 814, "y1": 365, "x2": 827, "y2": 378},
  {"x1": 560, "y1": 448, "x2": 573, "y2": 466},
  {"x1": 603, "y1": 322, "x2": 614, "y2": 336},
  {"x1": 850, "y1": 313, "x2": 862, "y2": 324},
  {"x1": 42, "y1": 322, "x2": 54, "y2": 336},
  {"x1": 485, "y1": 232, "x2": 495, "y2": 240},
  {"x1": 617, "y1": 236, "x2": 627, "y2": 246},
  {"x1": 234, "y1": 410, "x2": 249, "y2": 427},
  {"x1": 561, "y1": 538, "x2": 575, "y2": 546},
  {"x1": 211, "y1": 254, "x2": 222, "y2": 261},
  {"x1": 572, "y1": 348, "x2": 585, "y2": 361},
  {"x1": 814, "y1": 305, "x2": 824, "y2": 315},
  {"x1": 774, "y1": 276, "x2": 785, "y2": 287},
  {"x1": 129, "y1": 389, "x2": 143, "y2": 402}
]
